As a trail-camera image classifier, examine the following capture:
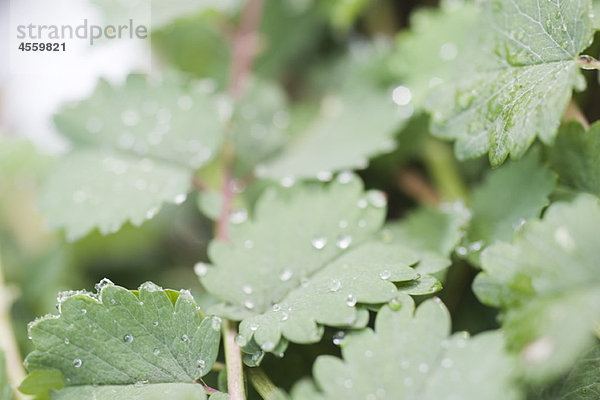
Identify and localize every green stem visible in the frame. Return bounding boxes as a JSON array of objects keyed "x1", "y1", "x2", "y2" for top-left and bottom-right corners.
[
  {"x1": 422, "y1": 139, "x2": 468, "y2": 202},
  {"x1": 0, "y1": 249, "x2": 29, "y2": 399},
  {"x1": 246, "y1": 368, "x2": 288, "y2": 400},
  {"x1": 222, "y1": 320, "x2": 245, "y2": 400},
  {"x1": 576, "y1": 54, "x2": 600, "y2": 71}
]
